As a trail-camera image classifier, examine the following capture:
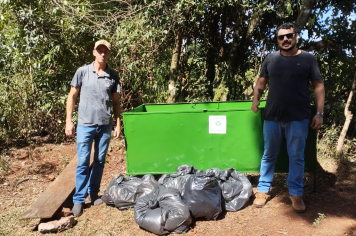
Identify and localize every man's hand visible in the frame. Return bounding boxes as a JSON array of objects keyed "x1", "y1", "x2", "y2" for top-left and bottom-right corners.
[
  {"x1": 251, "y1": 77, "x2": 267, "y2": 113},
  {"x1": 65, "y1": 121, "x2": 75, "y2": 137},
  {"x1": 310, "y1": 115, "x2": 323, "y2": 130},
  {"x1": 251, "y1": 100, "x2": 260, "y2": 113},
  {"x1": 65, "y1": 86, "x2": 79, "y2": 137},
  {"x1": 113, "y1": 126, "x2": 121, "y2": 139}
]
